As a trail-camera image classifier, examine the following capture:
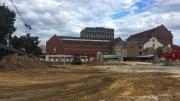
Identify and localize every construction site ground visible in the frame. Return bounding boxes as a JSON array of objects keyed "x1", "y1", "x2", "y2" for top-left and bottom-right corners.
[{"x1": 0, "y1": 62, "x2": 180, "y2": 101}]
